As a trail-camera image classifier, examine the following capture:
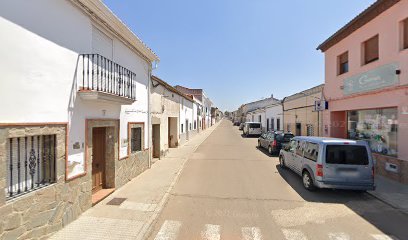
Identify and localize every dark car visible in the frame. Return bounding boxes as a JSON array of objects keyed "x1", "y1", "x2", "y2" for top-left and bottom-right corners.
[{"x1": 258, "y1": 131, "x2": 294, "y2": 155}]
